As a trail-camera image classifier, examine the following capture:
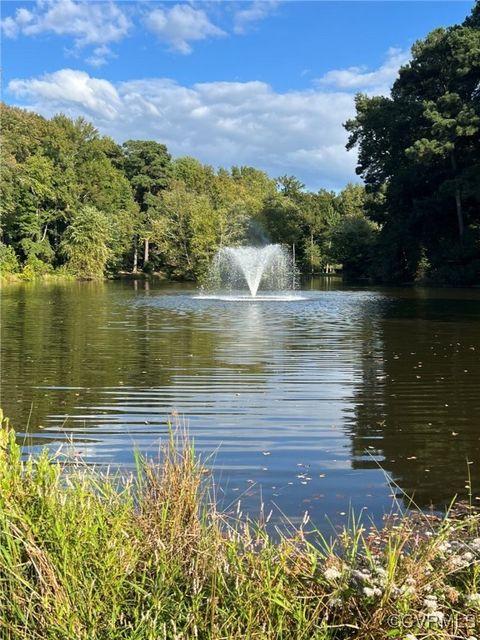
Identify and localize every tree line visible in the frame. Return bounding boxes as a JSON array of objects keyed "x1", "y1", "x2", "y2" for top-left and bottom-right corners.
[
  {"x1": 1, "y1": 3, "x2": 478, "y2": 284},
  {"x1": 0, "y1": 103, "x2": 368, "y2": 281}
]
